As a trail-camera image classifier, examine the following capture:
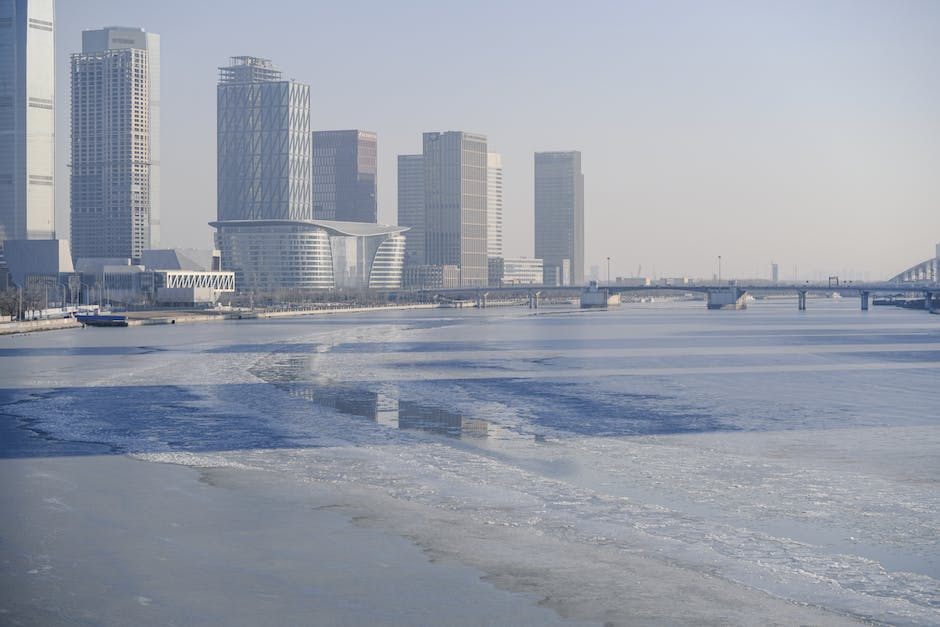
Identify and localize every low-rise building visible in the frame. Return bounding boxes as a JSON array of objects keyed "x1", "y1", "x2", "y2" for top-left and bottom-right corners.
[
  {"x1": 2, "y1": 239, "x2": 74, "y2": 288},
  {"x1": 615, "y1": 277, "x2": 651, "y2": 287},
  {"x1": 211, "y1": 219, "x2": 407, "y2": 292},
  {"x1": 78, "y1": 250, "x2": 235, "y2": 306},
  {"x1": 402, "y1": 264, "x2": 459, "y2": 290},
  {"x1": 502, "y1": 257, "x2": 544, "y2": 285}
]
